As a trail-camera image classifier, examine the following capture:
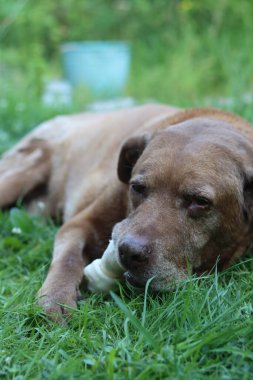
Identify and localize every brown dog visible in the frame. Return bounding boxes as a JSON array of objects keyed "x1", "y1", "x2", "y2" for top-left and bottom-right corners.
[{"x1": 1, "y1": 104, "x2": 253, "y2": 322}]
